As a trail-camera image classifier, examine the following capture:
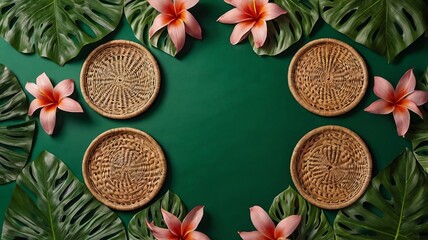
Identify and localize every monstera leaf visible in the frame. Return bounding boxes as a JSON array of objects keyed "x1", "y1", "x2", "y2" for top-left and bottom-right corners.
[
  {"x1": 0, "y1": 0, "x2": 124, "y2": 65},
  {"x1": 128, "y1": 191, "x2": 186, "y2": 240},
  {"x1": 334, "y1": 150, "x2": 428, "y2": 239},
  {"x1": 125, "y1": 0, "x2": 176, "y2": 56},
  {"x1": 2, "y1": 151, "x2": 126, "y2": 239},
  {"x1": 416, "y1": 67, "x2": 428, "y2": 92},
  {"x1": 250, "y1": 0, "x2": 319, "y2": 56},
  {"x1": 320, "y1": 0, "x2": 428, "y2": 62},
  {"x1": 0, "y1": 64, "x2": 35, "y2": 184},
  {"x1": 269, "y1": 187, "x2": 334, "y2": 240},
  {"x1": 407, "y1": 116, "x2": 428, "y2": 172},
  {"x1": 406, "y1": 68, "x2": 428, "y2": 172}
]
